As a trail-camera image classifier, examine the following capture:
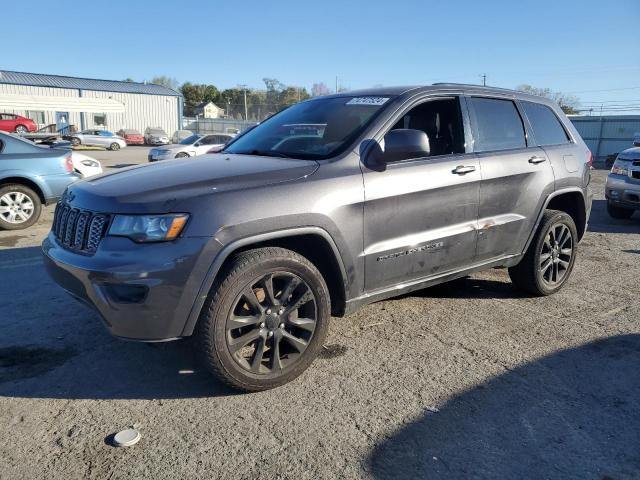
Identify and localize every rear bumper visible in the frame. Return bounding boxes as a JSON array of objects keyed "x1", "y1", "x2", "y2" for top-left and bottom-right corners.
[
  {"x1": 41, "y1": 172, "x2": 81, "y2": 203},
  {"x1": 148, "y1": 154, "x2": 173, "y2": 162},
  {"x1": 42, "y1": 233, "x2": 220, "y2": 341}
]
